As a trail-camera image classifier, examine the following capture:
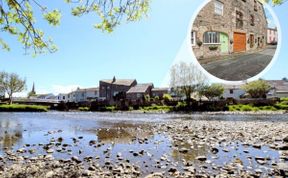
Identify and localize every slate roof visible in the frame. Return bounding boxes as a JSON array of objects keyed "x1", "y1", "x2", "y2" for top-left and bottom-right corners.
[
  {"x1": 151, "y1": 87, "x2": 169, "y2": 92},
  {"x1": 267, "y1": 80, "x2": 288, "y2": 92},
  {"x1": 100, "y1": 79, "x2": 136, "y2": 86},
  {"x1": 127, "y1": 83, "x2": 153, "y2": 94},
  {"x1": 76, "y1": 87, "x2": 99, "y2": 92}
]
